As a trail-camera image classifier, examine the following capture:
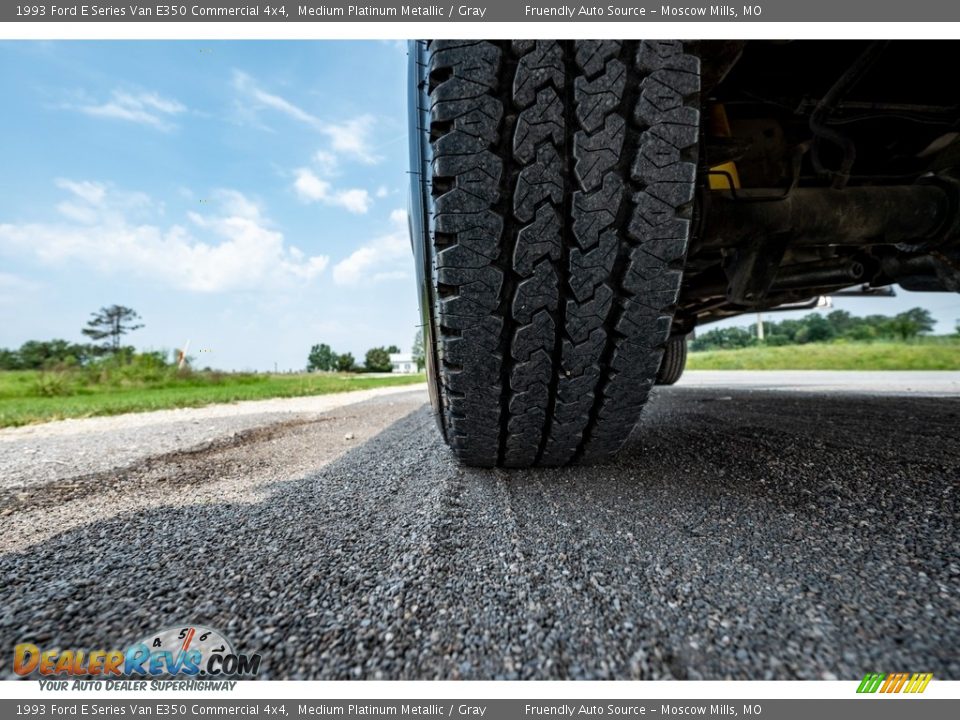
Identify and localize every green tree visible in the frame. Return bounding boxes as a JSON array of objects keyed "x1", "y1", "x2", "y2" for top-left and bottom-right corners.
[
  {"x1": 795, "y1": 313, "x2": 835, "y2": 343},
  {"x1": 0, "y1": 347, "x2": 21, "y2": 370},
  {"x1": 772, "y1": 318, "x2": 804, "y2": 343},
  {"x1": 82, "y1": 305, "x2": 143, "y2": 354},
  {"x1": 14, "y1": 339, "x2": 101, "y2": 369},
  {"x1": 364, "y1": 346, "x2": 392, "y2": 372},
  {"x1": 826, "y1": 310, "x2": 855, "y2": 335},
  {"x1": 412, "y1": 328, "x2": 425, "y2": 371},
  {"x1": 336, "y1": 352, "x2": 356, "y2": 372},
  {"x1": 386, "y1": 345, "x2": 401, "y2": 354},
  {"x1": 689, "y1": 306, "x2": 944, "y2": 352},
  {"x1": 689, "y1": 326, "x2": 756, "y2": 351},
  {"x1": 307, "y1": 343, "x2": 338, "y2": 372},
  {"x1": 845, "y1": 323, "x2": 878, "y2": 342},
  {"x1": 857, "y1": 314, "x2": 894, "y2": 339},
  {"x1": 17, "y1": 340, "x2": 67, "y2": 368},
  {"x1": 889, "y1": 307, "x2": 935, "y2": 340},
  {"x1": 762, "y1": 334, "x2": 791, "y2": 347}
]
